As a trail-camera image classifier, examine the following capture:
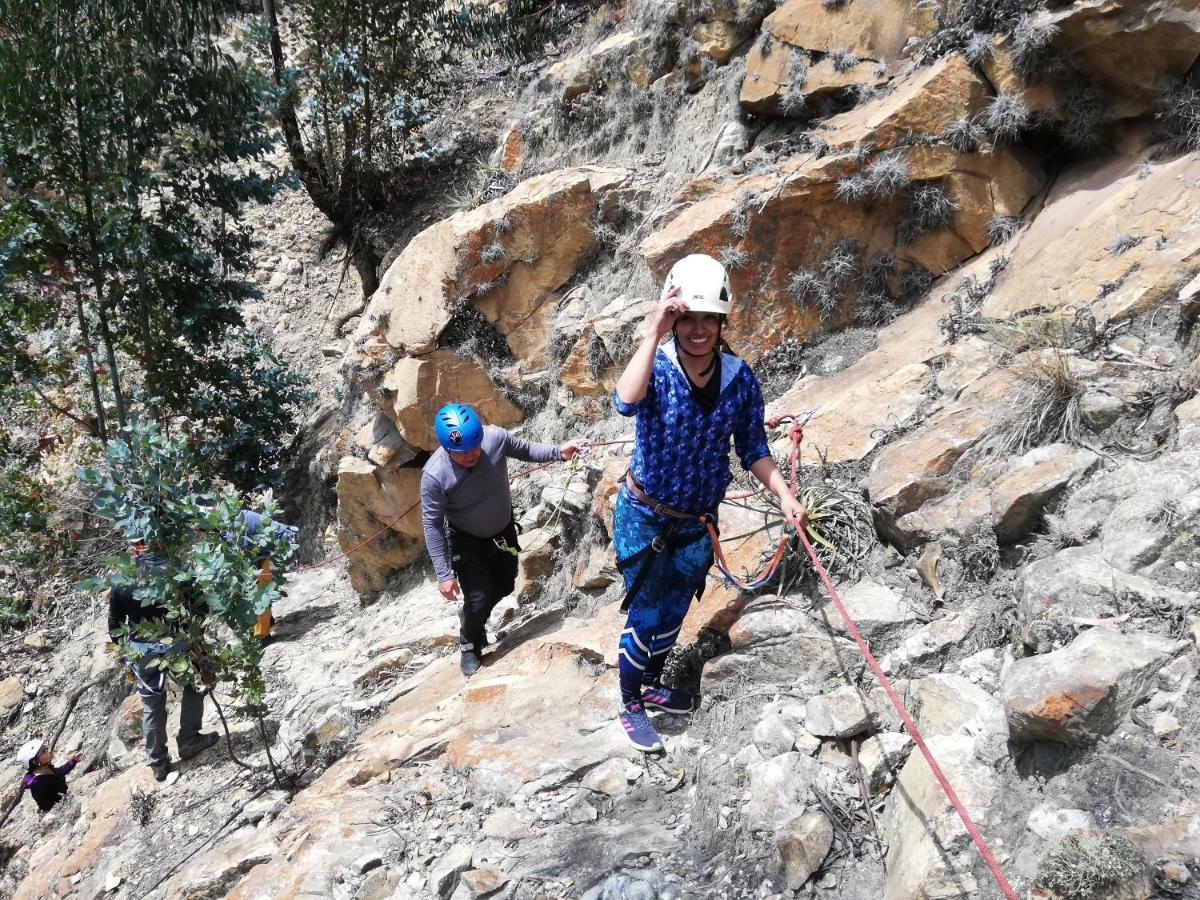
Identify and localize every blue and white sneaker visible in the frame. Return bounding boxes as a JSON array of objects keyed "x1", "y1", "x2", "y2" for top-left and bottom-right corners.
[
  {"x1": 641, "y1": 683, "x2": 696, "y2": 714},
  {"x1": 619, "y1": 701, "x2": 664, "y2": 753}
]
